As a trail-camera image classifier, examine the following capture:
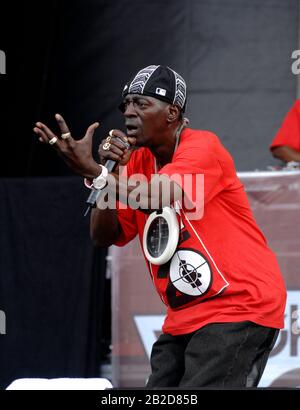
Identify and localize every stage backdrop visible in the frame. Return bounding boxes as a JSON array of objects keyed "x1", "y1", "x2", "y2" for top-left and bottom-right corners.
[
  {"x1": 0, "y1": 0, "x2": 298, "y2": 176},
  {"x1": 110, "y1": 170, "x2": 300, "y2": 388}
]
